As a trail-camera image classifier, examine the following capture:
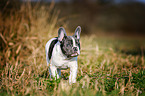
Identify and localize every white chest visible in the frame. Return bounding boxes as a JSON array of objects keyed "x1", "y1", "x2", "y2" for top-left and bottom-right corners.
[{"x1": 51, "y1": 43, "x2": 77, "y2": 68}]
